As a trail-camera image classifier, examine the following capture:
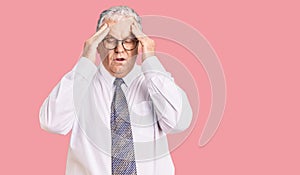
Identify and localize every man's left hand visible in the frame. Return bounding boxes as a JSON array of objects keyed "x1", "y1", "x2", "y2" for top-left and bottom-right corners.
[{"x1": 131, "y1": 20, "x2": 155, "y2": 62}]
